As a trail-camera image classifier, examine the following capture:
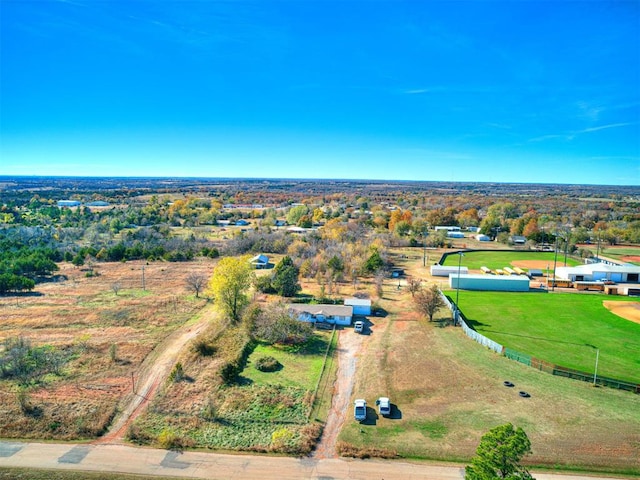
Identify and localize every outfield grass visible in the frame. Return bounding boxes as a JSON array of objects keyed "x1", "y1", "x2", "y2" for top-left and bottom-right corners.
[
  {"x1": 441, "y1": 250, "x2": 581, "y2": 270},
  {"x1": 454, "y1": 291, "x2": 640, "y2": 383}
]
